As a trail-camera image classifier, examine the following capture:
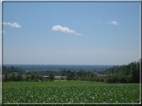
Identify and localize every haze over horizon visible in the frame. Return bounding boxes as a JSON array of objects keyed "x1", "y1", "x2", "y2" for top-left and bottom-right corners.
[{"x1": 2, "y1": 2, "x2": 141, "y2": 65}]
